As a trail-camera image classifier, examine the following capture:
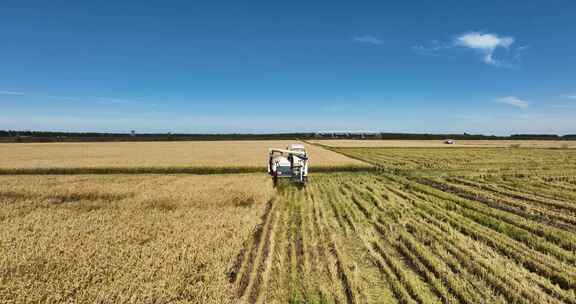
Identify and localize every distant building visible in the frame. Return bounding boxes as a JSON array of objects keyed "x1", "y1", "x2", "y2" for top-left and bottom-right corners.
[
  {"x1": 444, "y1": 139, "x2": 456, "y2": 145},
  {"x1": 314, "y1": 131, "x2": 379, "y2": 139}
]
